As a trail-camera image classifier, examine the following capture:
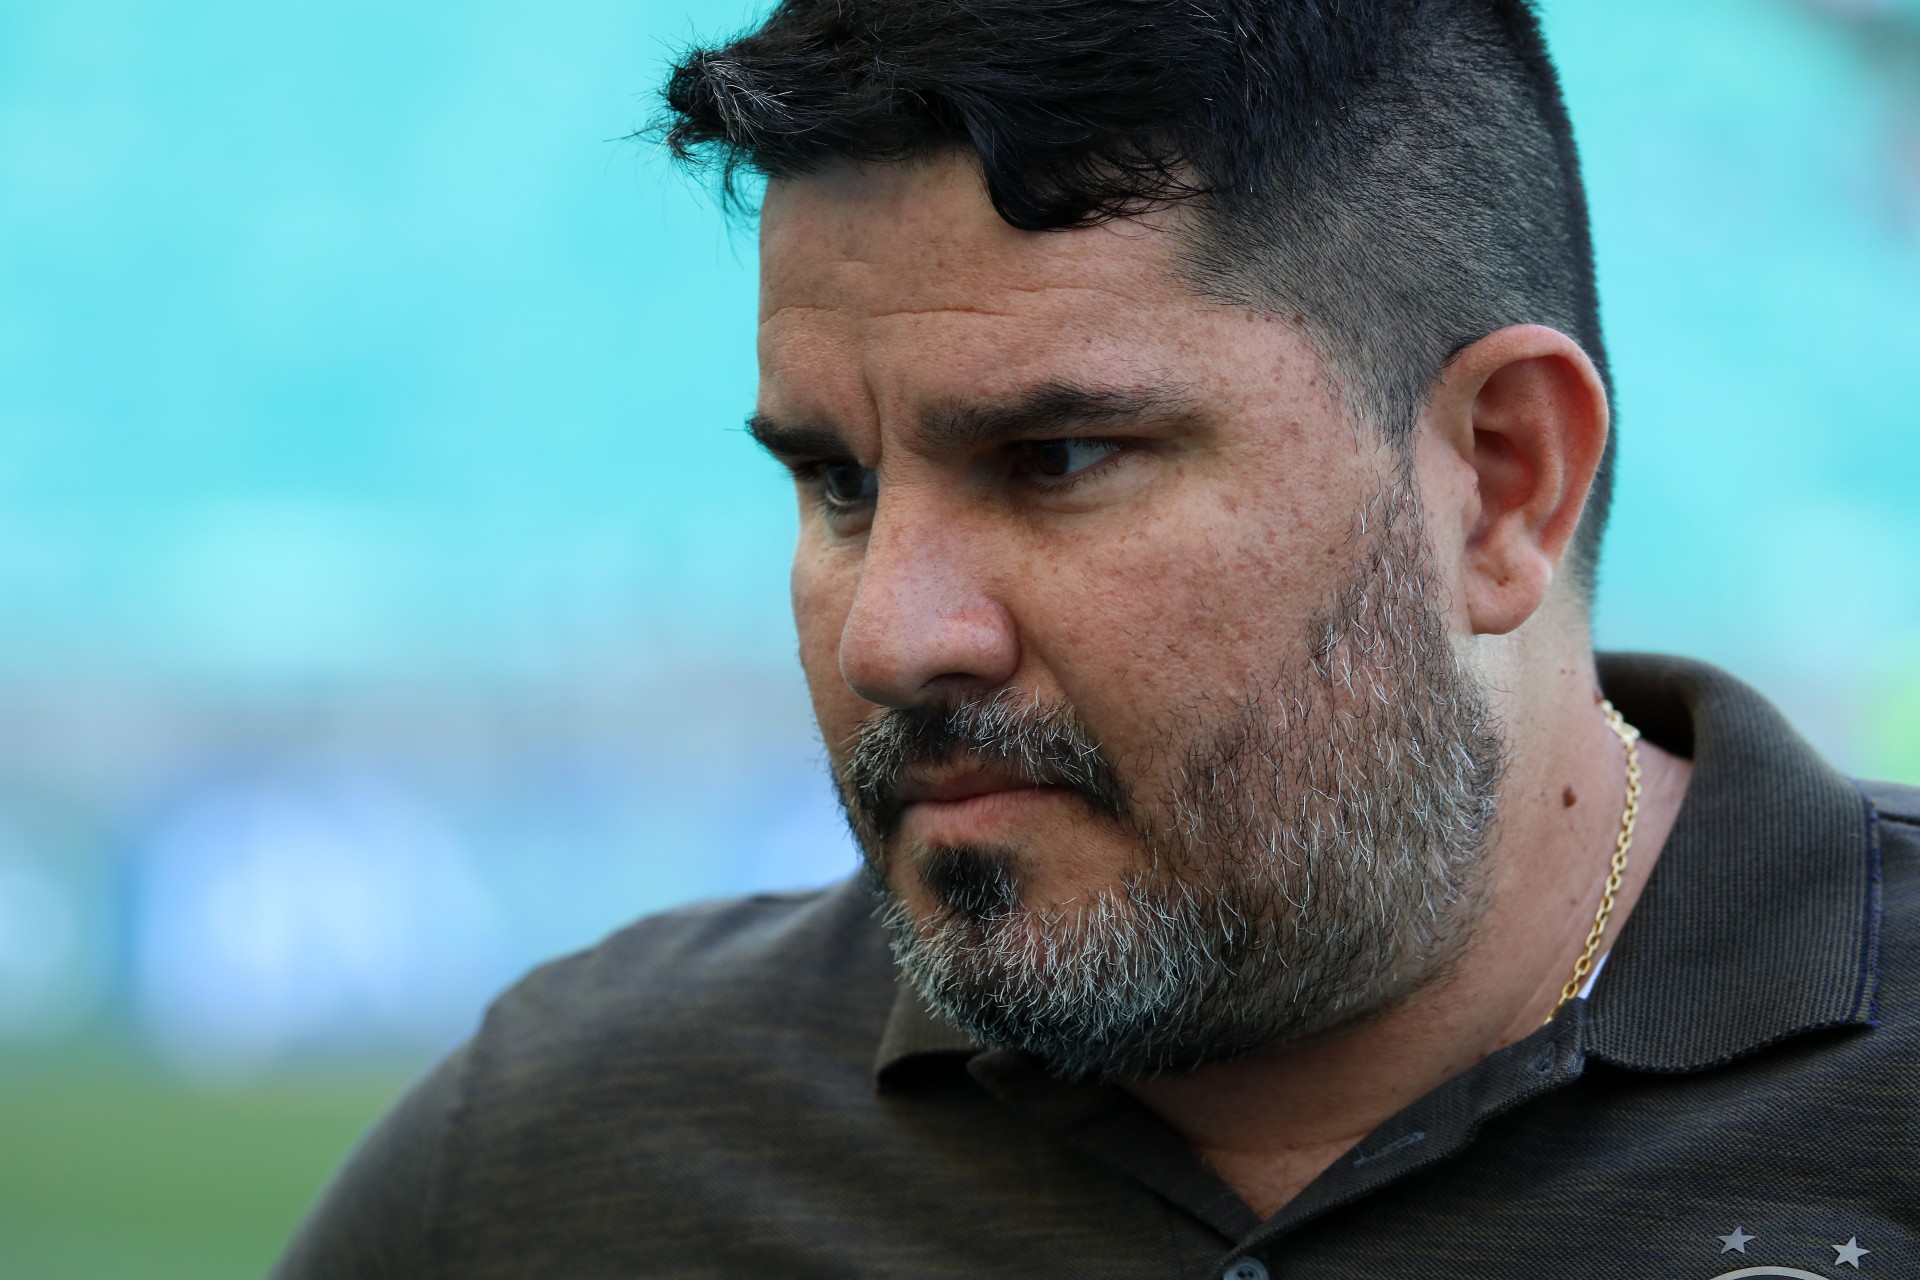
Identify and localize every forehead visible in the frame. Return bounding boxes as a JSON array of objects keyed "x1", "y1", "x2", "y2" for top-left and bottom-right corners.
[
  {"x1": 759, "y1": 157, "x2": 1189, "y2": 315},
  {"x1": 756, "y1": 158, "x2": 1233, "y2": 419}
]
